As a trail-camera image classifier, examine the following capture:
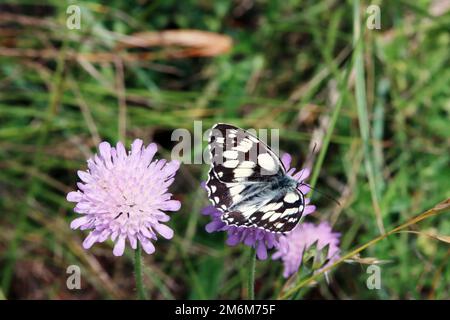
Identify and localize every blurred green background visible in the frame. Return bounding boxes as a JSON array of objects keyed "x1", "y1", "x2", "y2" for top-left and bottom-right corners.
[{"x1": 0, "y1": 0, "x2": 449, "y2": 299}]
